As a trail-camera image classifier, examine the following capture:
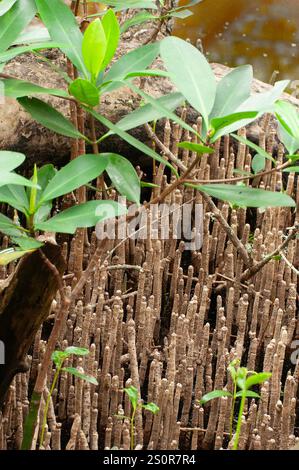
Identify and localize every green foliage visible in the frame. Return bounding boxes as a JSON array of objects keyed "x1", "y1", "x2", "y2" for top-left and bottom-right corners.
[
  {"x1": 0, "y1": 0, "x2": 36, "y2": 53},
  {"x1": 199, "y1": 360, "x2": 271, "y2": 450},
  {"x1": 82, "y1": 18, "x2": 107, "y2": 82}
]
